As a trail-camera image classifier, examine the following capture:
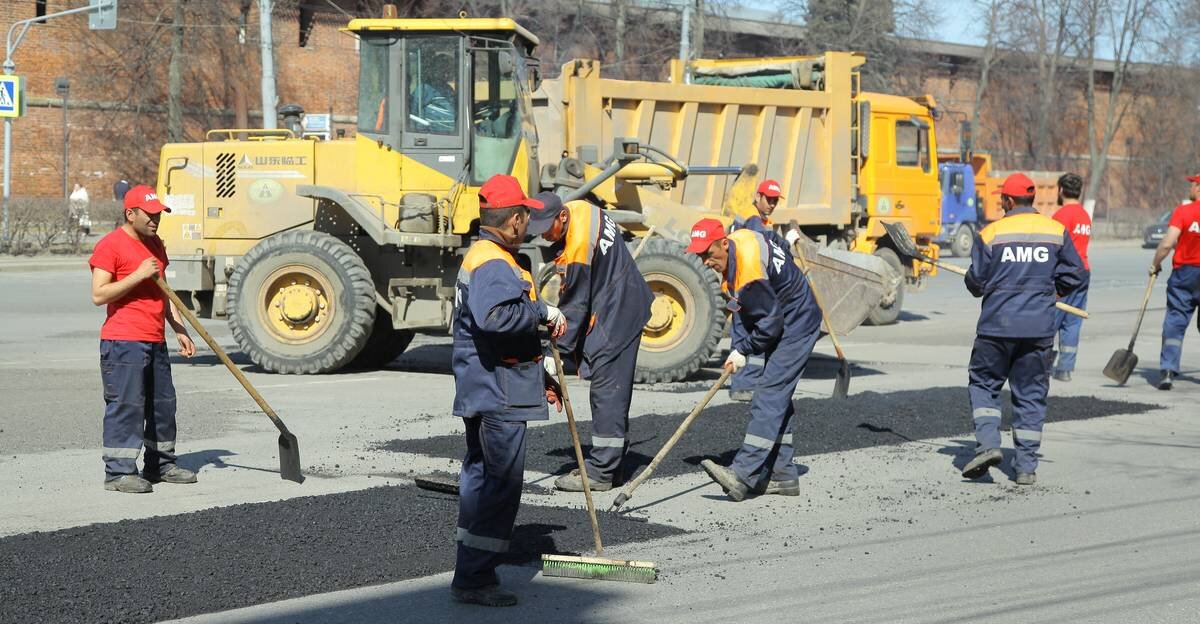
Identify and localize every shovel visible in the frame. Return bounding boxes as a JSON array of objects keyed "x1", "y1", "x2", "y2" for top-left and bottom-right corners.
[
  {"x1": 1103, "y1": 273, "x2": 1158, "y2": 384},
  {"x1": 790, "y1": 228, "x2": 851, "y2": 398},
  {"x1": 154, "y1": 277, "x2": 303, "y2": 483},
  {"x1": 879, "y1": 220, "x2": 1088, "y2": 319}
]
